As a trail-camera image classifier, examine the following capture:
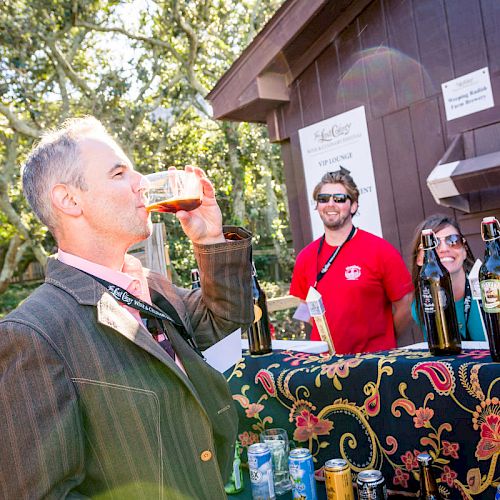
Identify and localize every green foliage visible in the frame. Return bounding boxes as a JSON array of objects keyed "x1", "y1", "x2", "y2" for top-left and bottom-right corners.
[
  {"x1": 0, "y1": 0, "x2": 293, "y2": 304},
  {"x1": 0, "y1": 282, "x2": 41, "y2": 318}
]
